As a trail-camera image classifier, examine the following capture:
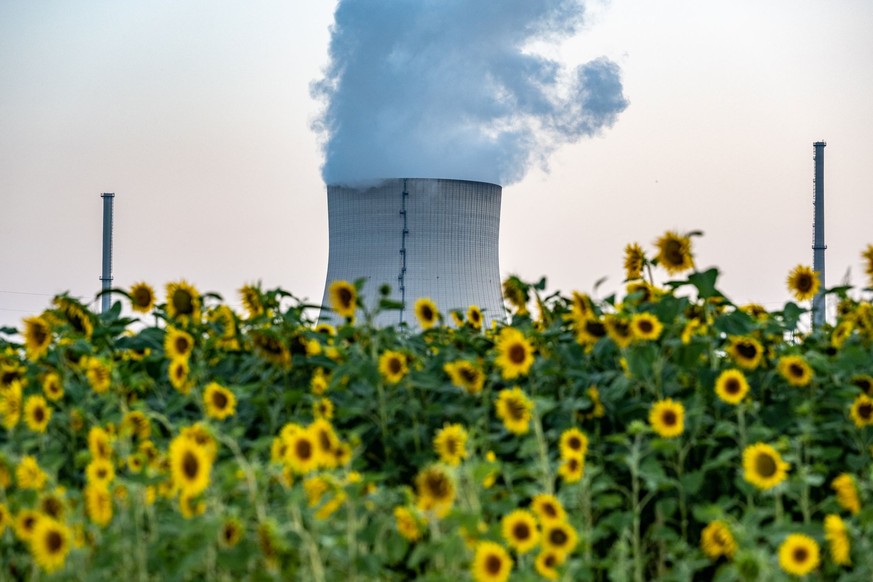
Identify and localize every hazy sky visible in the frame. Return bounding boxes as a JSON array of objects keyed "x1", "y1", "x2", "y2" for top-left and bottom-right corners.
[{"x1": 2, "y1": 0, "x2": 872, "y2": 329}]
